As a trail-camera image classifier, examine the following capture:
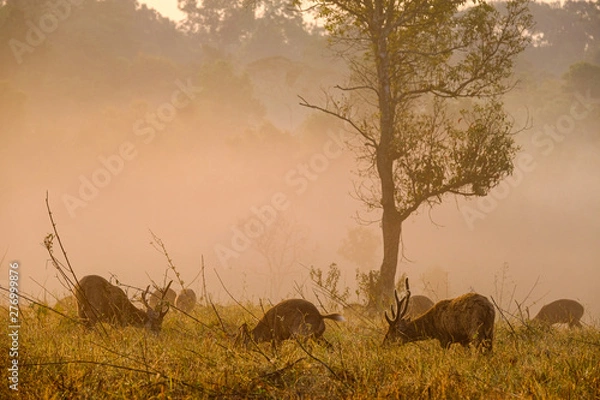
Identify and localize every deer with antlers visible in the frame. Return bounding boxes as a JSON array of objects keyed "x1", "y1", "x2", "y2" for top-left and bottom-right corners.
[
  {"x1": 75, "y1": 275, "x2": 172, "y2": 334},
  {"x1": 237, "y1": 298, "x2": 345, "y2": 347},
  {"x1": 384, "y1": 279, "x2": 495, "y2": 352}
]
